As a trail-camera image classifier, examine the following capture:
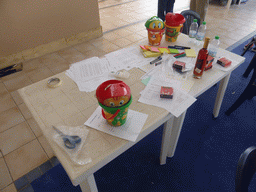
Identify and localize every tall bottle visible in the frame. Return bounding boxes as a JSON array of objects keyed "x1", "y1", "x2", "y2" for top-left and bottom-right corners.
[
  {"x1": 196, "y1": 21, "x2": 207, "y2": 41},
  {"x1": 208, "y1": 36, "x2": 220, "y2": 57},
  {"x1": 189, "y1": 19, "x2": 198, "y2": 38},
  {"x1": 193, "y1": 37, "x2": 210, "y2": 79}
]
